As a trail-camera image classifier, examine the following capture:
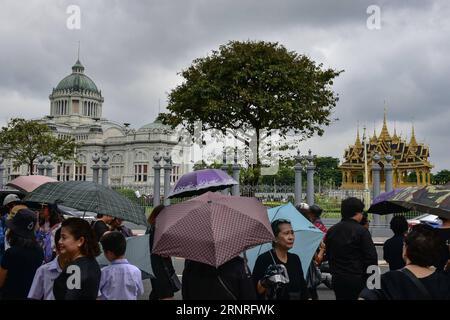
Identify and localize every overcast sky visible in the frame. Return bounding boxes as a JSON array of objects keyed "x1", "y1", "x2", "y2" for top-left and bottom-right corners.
[{"x1": 1, "y1": 0, "x2": 449, "y2": 172}]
